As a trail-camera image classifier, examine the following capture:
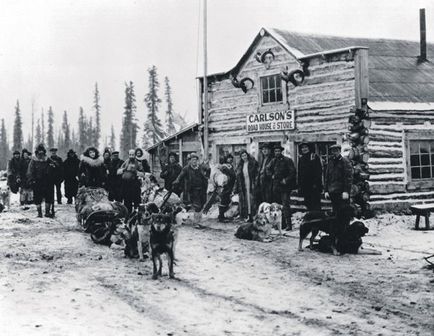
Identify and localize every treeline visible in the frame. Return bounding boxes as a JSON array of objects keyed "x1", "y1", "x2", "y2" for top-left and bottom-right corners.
[{"x1": 0, "y1": 66, "x2": 186, "y2": 169}]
